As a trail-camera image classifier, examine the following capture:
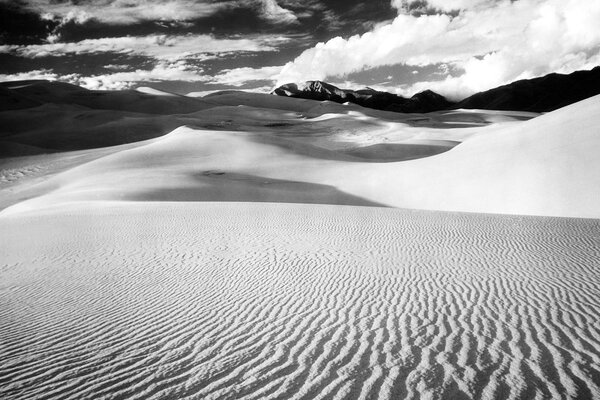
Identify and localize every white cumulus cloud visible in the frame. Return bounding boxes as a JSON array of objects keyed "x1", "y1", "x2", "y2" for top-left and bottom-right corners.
[{"x1": 277, "y1": 0, "x2": 600, "y2": 99}]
